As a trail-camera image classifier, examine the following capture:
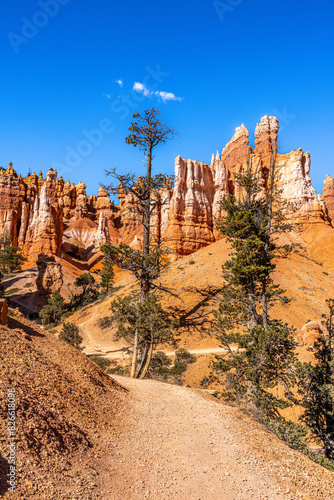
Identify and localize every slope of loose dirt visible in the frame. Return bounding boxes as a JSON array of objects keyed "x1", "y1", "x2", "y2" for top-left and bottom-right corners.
[
  {"x1": 0, "y1": 309, "x2": 126, "y2": 499},
  {"x1": 108, "y1": 375, "x2": 334, "y2": 500},
  {"x1": 67, "y1": 228, "x2": 334, "y2": 372}
]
